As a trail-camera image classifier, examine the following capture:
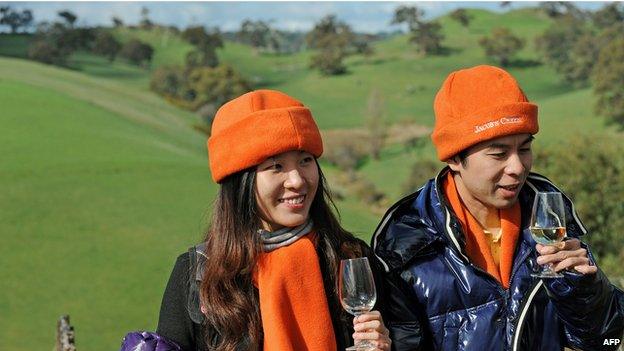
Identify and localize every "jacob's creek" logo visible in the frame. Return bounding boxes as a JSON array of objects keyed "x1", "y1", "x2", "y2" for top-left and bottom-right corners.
[{"x1": 474, "y1": 116, "x2": 523, "y2": 133}]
